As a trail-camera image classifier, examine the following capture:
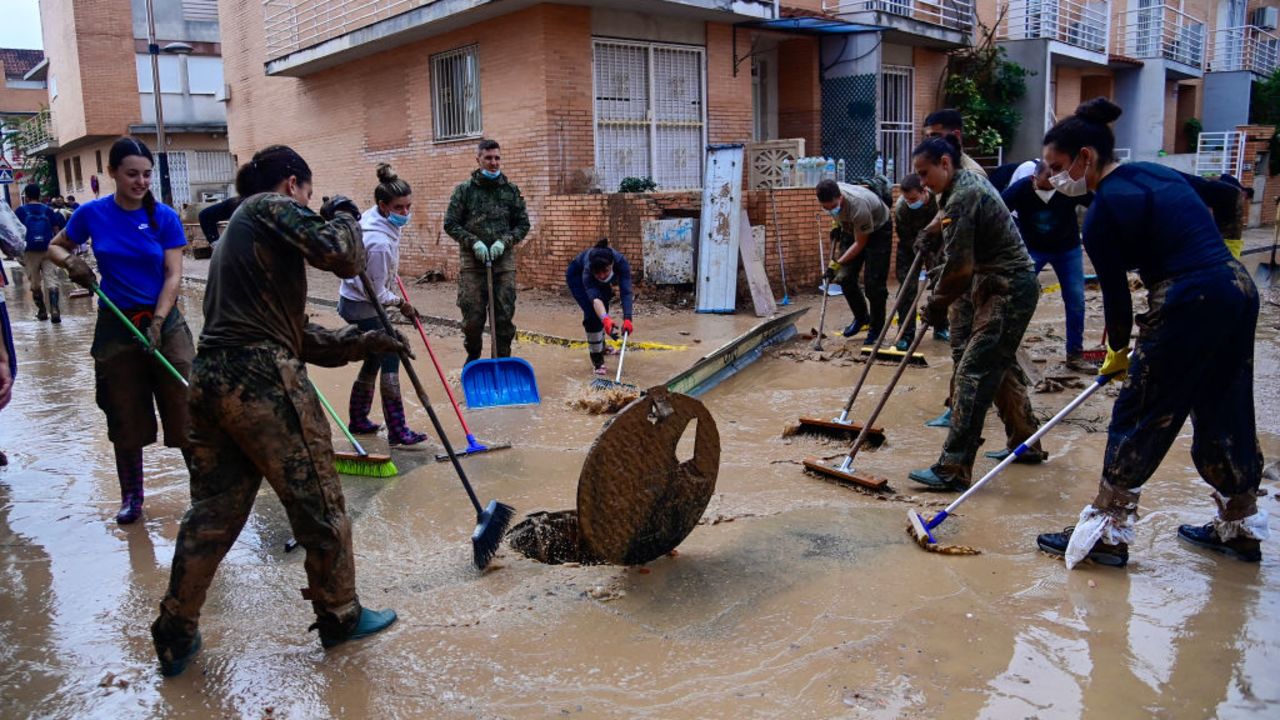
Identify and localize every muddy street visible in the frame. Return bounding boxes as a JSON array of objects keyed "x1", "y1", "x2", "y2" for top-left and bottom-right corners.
[{"x1": 1, "y1": 271, "x2": 1278, "y2": 719}]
